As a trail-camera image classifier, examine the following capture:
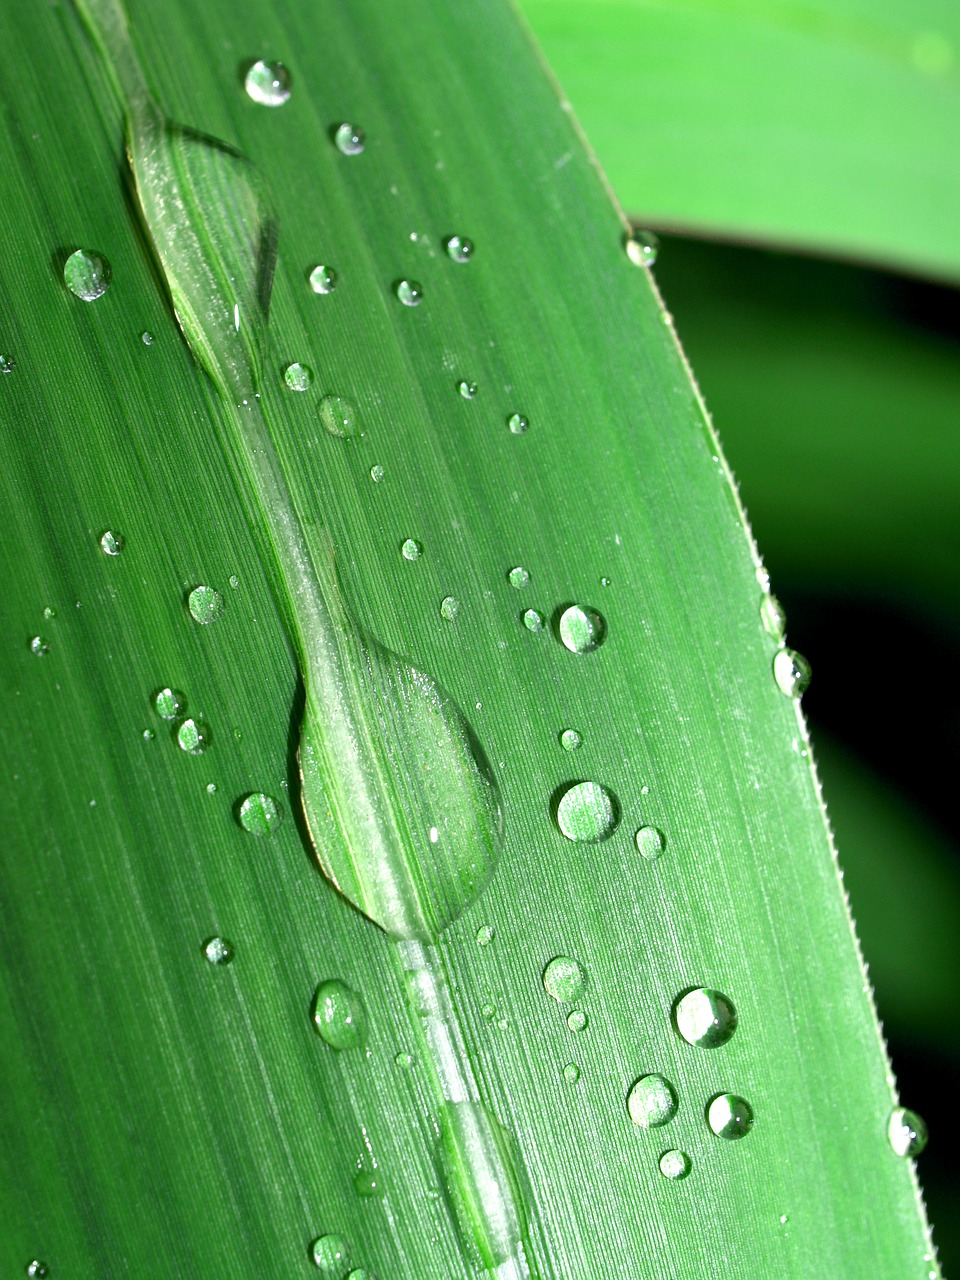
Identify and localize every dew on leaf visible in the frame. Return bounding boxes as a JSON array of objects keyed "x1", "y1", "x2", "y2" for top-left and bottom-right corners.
[
  {"x1": 313, "y1": 979, "x2": 366, "y2": 1050},
  {"x1": 445, "y1": 234, "x2": 474, "y2": 263},
  {"x1": 64, "y1": 248, "x2": 111, "y2": 300},
  {"x1": 187, "y1": 585, "x2": 224, "y2": 624},
  {"x1": 244, "y1": 59, "x2": 292, "y2": 106},
  {"x1": 334, "y1": 123, "x2": 365, "y2": 155},
  {"x1": 238, "y1": 791, "x2": 283, "y2": 834},
  {"x1": 707, "y1": 1093, "x2": 754, "y2": 1140},
  {"x1": 542, "y1": 955, "x2": 586, "y2": 1002},
  {"x1": 627, "y1": 1074, "x2": 677, "y2": 1129},
  {"x1": 558, "y1": 605, "x2": 606, "y2": 654},
  {"x1": 309, "y1": 264, "x2": 338, "y2": 294},
  {"x1": 556, "y1": 781, "x2": 619, "y2": 842}
]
